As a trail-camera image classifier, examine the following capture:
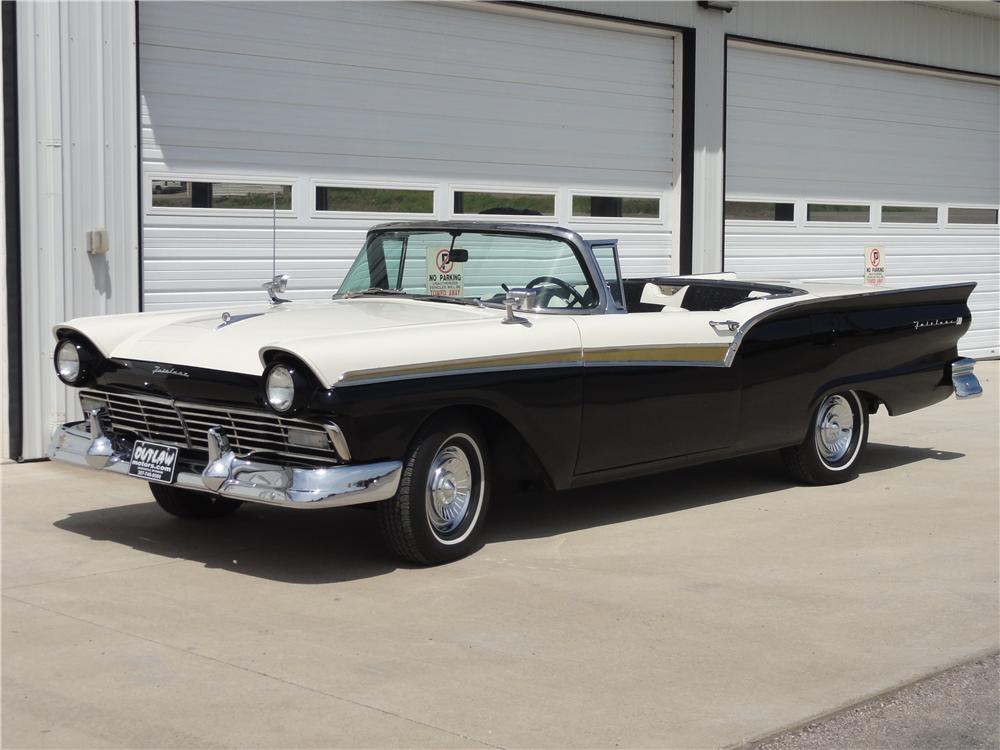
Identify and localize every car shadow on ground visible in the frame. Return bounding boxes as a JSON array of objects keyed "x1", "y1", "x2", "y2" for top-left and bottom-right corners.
[{"x1": 52, "y1": 443, "x2": 963, "y2": 585}]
